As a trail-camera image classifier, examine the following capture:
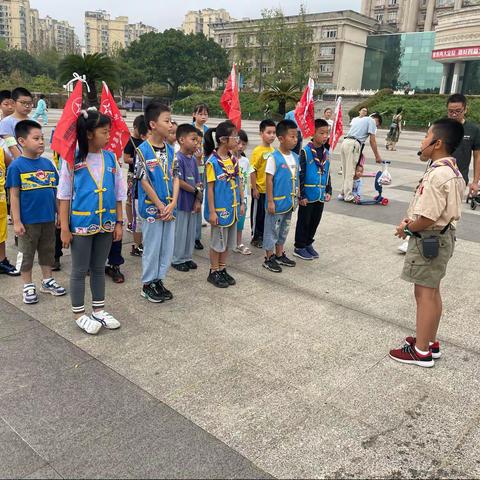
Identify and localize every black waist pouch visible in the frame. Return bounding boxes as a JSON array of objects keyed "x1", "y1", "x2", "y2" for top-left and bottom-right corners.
[{"x1": 421, "y1": 236, "x2": 439, "y2": 258}]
